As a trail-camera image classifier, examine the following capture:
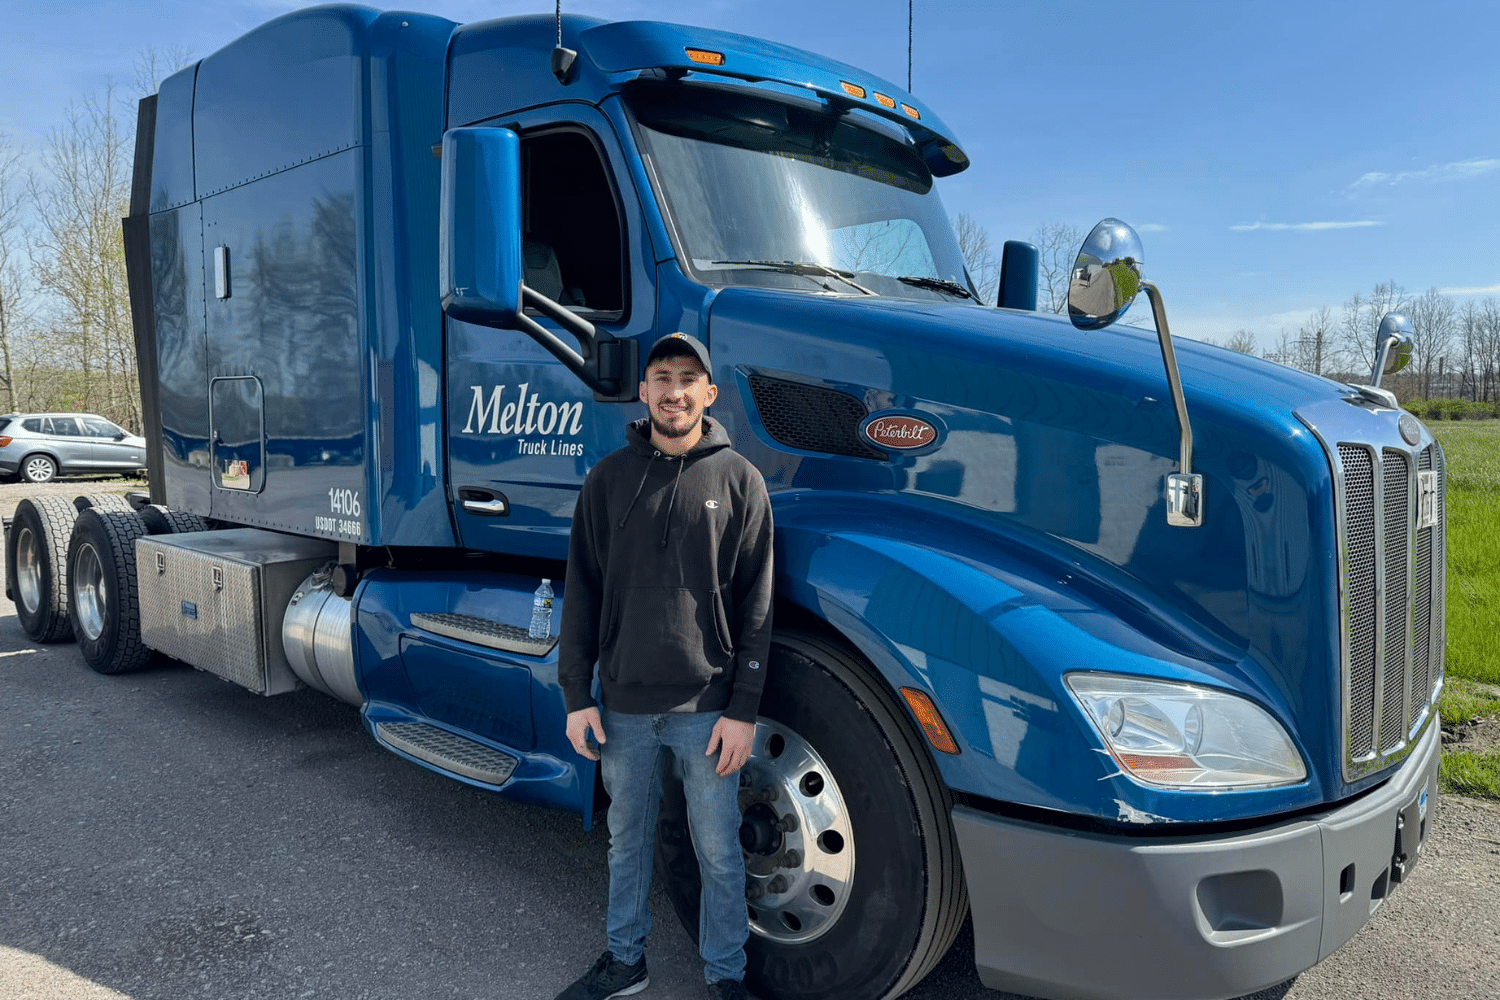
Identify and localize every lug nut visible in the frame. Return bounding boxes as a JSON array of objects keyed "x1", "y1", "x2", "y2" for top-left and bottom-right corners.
[
  {"x1": 782, "y1": 850, "x2": 801, "y2": 869},
  {"x1": 775, "y1": 813, "x2": 799, "y2": 833},
  {"x1": 767, "y1": 875, "x2": 788, "y2": 894}
]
